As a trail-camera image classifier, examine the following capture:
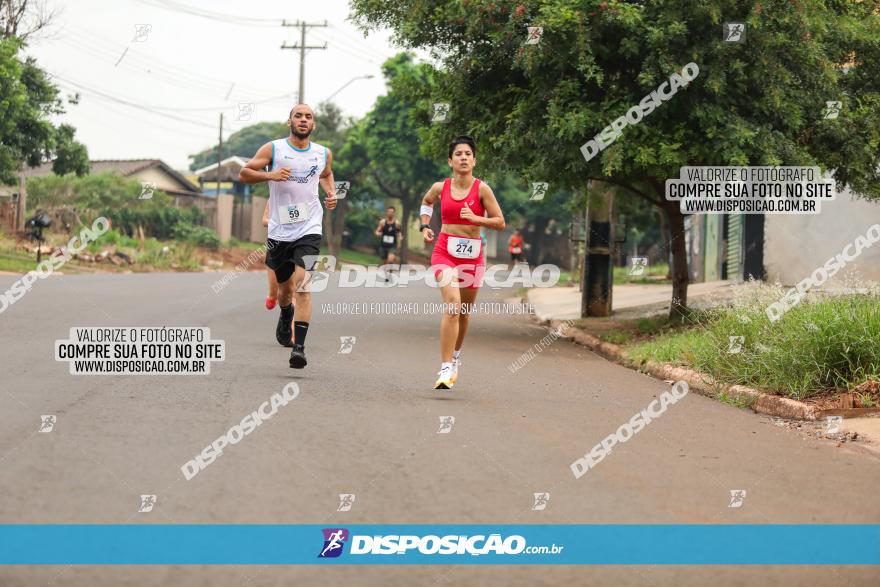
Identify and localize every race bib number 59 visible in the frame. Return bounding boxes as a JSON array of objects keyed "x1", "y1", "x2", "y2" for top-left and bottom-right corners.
[{"x1": 278, "y1": 203, "x2": 309, "y2": 224}]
